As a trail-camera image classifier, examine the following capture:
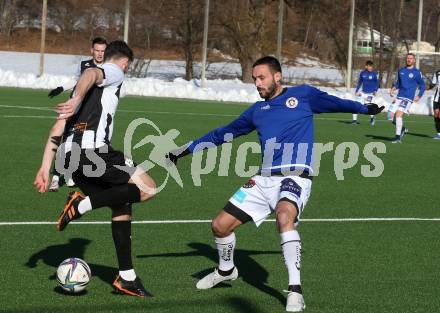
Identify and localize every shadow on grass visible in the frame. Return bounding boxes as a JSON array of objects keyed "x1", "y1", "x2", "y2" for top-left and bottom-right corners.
[
  {"x1": 25, "y1": 237, "x2": 117, "y2": 287},
  {"x1": 337, "y1": 120, "x2": 357, "y2": 125},
  {"x1": 1, "y1": 297, "x2": 266, "y2": 313},
  {"x1": 365, "y1": 134, "x2": 394, "y2": 141},
  {"x1": 137, "y1": 242, "x2": 285, "y2": 305},
  {"x1": 406, "y1": 131, "x2": 431, "y2": 138}
]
